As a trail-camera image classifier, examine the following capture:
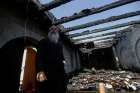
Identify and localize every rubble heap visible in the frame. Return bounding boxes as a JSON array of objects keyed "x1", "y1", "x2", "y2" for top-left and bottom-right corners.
[{"x1": 67, "y1": 69, "x2": 140, "y2": 92}]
